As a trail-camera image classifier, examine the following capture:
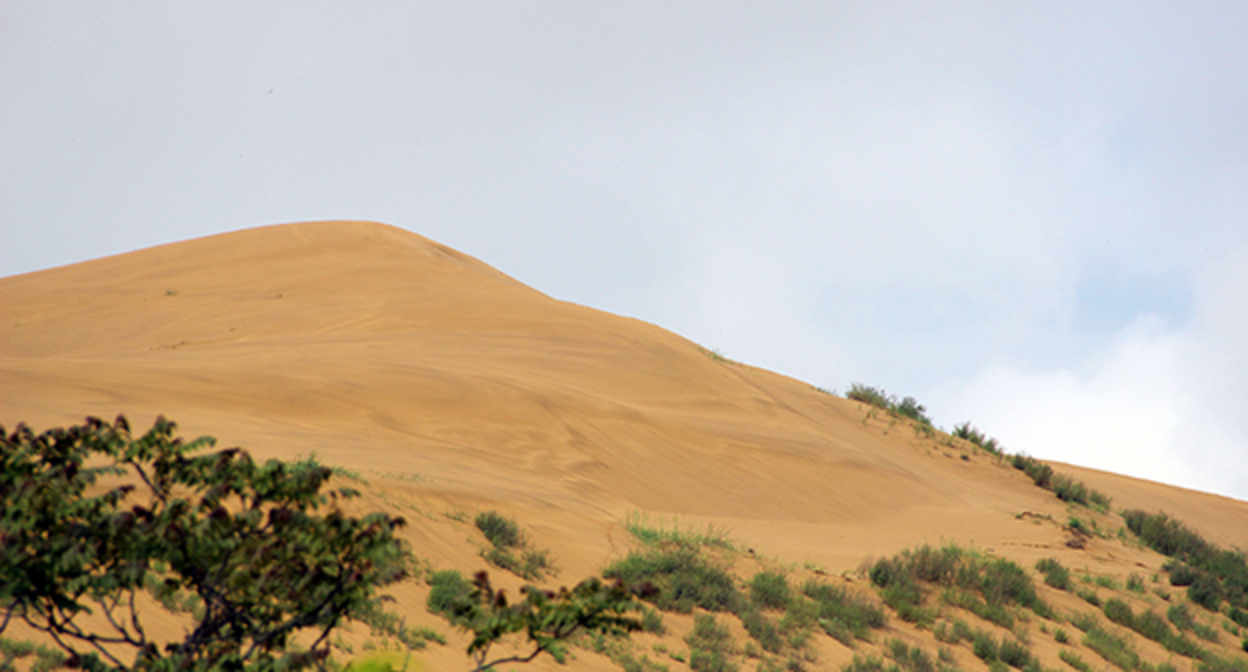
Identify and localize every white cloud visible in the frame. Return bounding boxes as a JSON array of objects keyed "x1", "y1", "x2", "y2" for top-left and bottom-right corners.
[{"x1": 935, "y1": 247, "x2": 1248, "y2": 499}]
